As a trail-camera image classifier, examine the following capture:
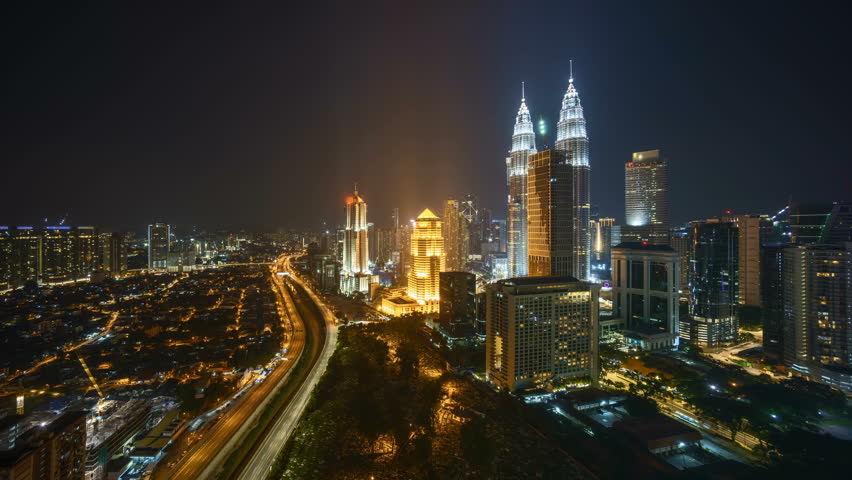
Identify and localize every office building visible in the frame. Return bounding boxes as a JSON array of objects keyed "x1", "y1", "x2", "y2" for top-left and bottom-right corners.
[
  {"x1": 669, "y1": 227, "x2": 693, "y2": 293},
  {"x1": 555, "y1": 69, "x2": 591, "y2": 279},
  {"x1": 506, "y1": 84, "x2": 537, "y2": 278},
  {"x1": 438, "y1": 271, "x2": 476, "y2": 339},
  {"x1": 340, "y1": 188, "x2": 371, "y2": 294},
  {"x1": 611, "y1": 243, "x2": 680, "y2": 350},
  {"x1": 147, "y1": 223, "x2": 170, "y2": 270},
  {"x1": 683, "y1": 220, "x2": 739, "y2": 346},
  {"x1": 408, "y1": 209, "x2": 445, "y2": 301},
  {"x1": 485, "y1": 276, "x2": 600, "y2": 392},
  {"x1": 342, "y1": 188, "x2": 369, "y2": 274},
  {"x1": 380, "y1": 209, "x2": 445, "y2": 316},
  {"x1": 527, "y1": 149, "x2": 574, "y2": 277},
  {"x1": 443, "y1": 200, "x2": 469, "y2": 272},
  {"x1": 761, "y1": 243, "x2": 788, "y2": 361},
  {"x1": 623, "y1": 150, "x2": 669, "y2": 246},
  {"x1": 590, "y1": 217, "x2": 616, "y2": 281},
  {"x1": 723, "y1": 214, "x2": 769, "y2": 307}
]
